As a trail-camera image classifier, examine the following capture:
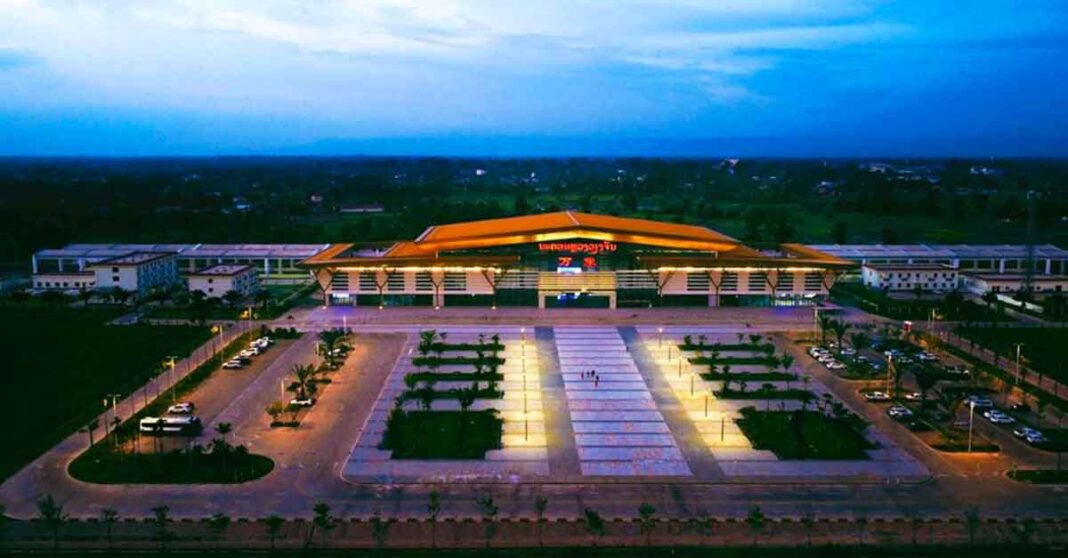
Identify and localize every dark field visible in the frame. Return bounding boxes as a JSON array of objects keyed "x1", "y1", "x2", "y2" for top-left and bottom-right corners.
[{"x1": 0, "y1": 307, "x2": 210, "y2": 480}]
